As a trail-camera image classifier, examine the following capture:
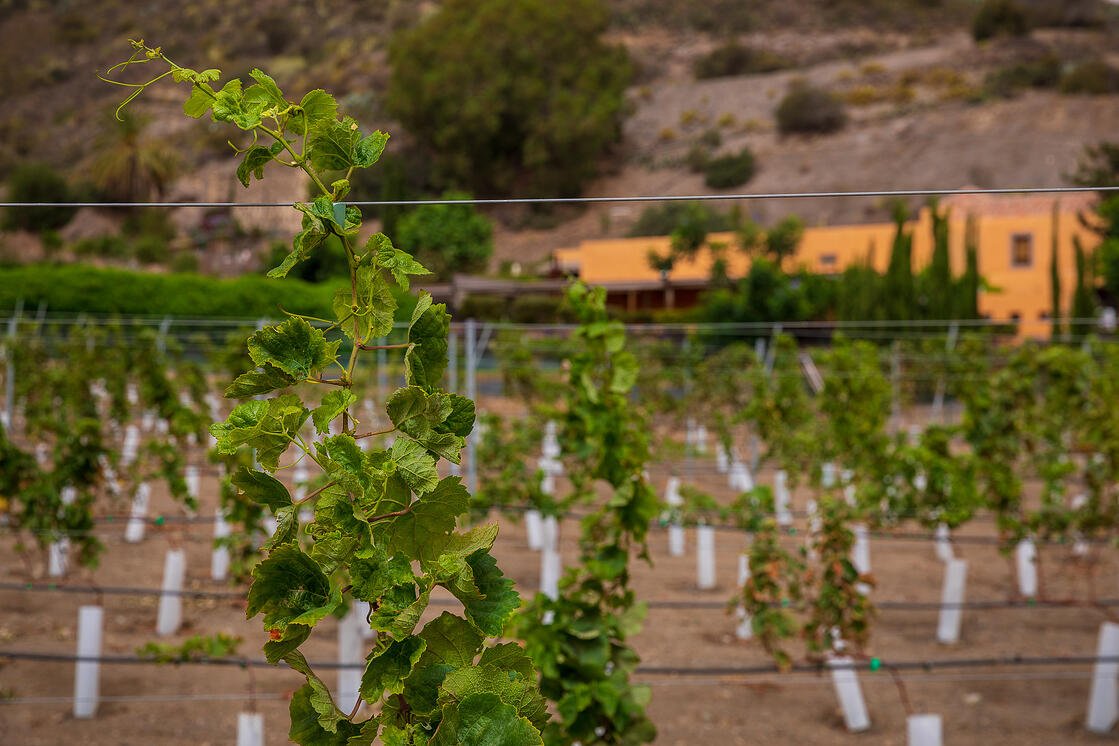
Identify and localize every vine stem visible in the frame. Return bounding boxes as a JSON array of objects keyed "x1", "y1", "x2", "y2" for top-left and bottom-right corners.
[
  {"x1": 357, "y1": 343, "x2": 411, "y2": 352},
  {"x1": 294, "y1": 480, "x2": 337, "y2": 505},
  {"x1": 347, "y1": 694, "x2": 362, "y2": 720},
  {"x1": 354, "y1": 427, "x2": 395, "y2": 441}
]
